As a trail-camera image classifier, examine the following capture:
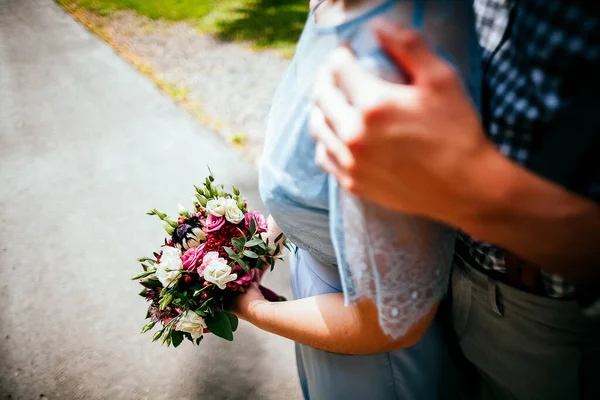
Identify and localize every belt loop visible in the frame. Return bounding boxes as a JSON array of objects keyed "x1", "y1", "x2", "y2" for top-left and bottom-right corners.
[{"x1": 488, "y1": 277, "x2": 504, "y2": 316}]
